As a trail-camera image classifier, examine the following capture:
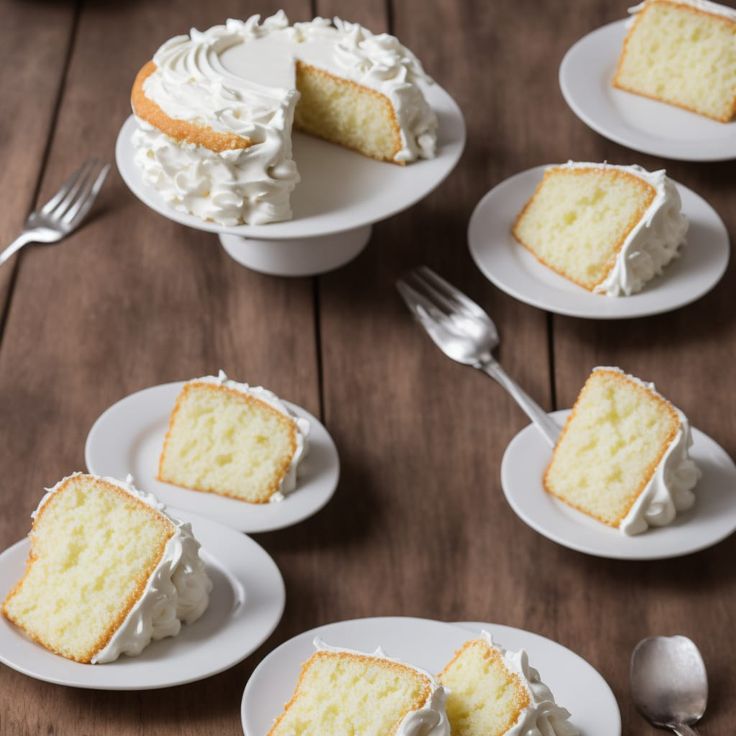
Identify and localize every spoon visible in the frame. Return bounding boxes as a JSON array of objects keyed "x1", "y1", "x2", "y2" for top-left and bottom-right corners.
[{"x1": 630, "y1": 636, "x2": 708, "y2": 735}]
